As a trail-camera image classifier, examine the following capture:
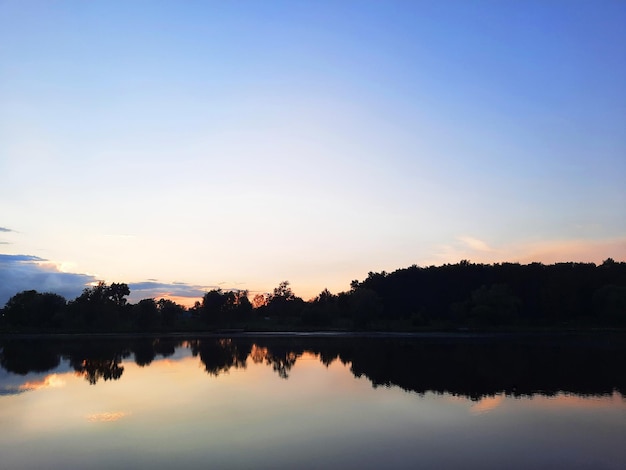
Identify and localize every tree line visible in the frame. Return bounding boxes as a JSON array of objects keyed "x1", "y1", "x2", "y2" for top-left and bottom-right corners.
[{"x1": 1, "y1": 258, "x2": 625, "y2": 332}]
